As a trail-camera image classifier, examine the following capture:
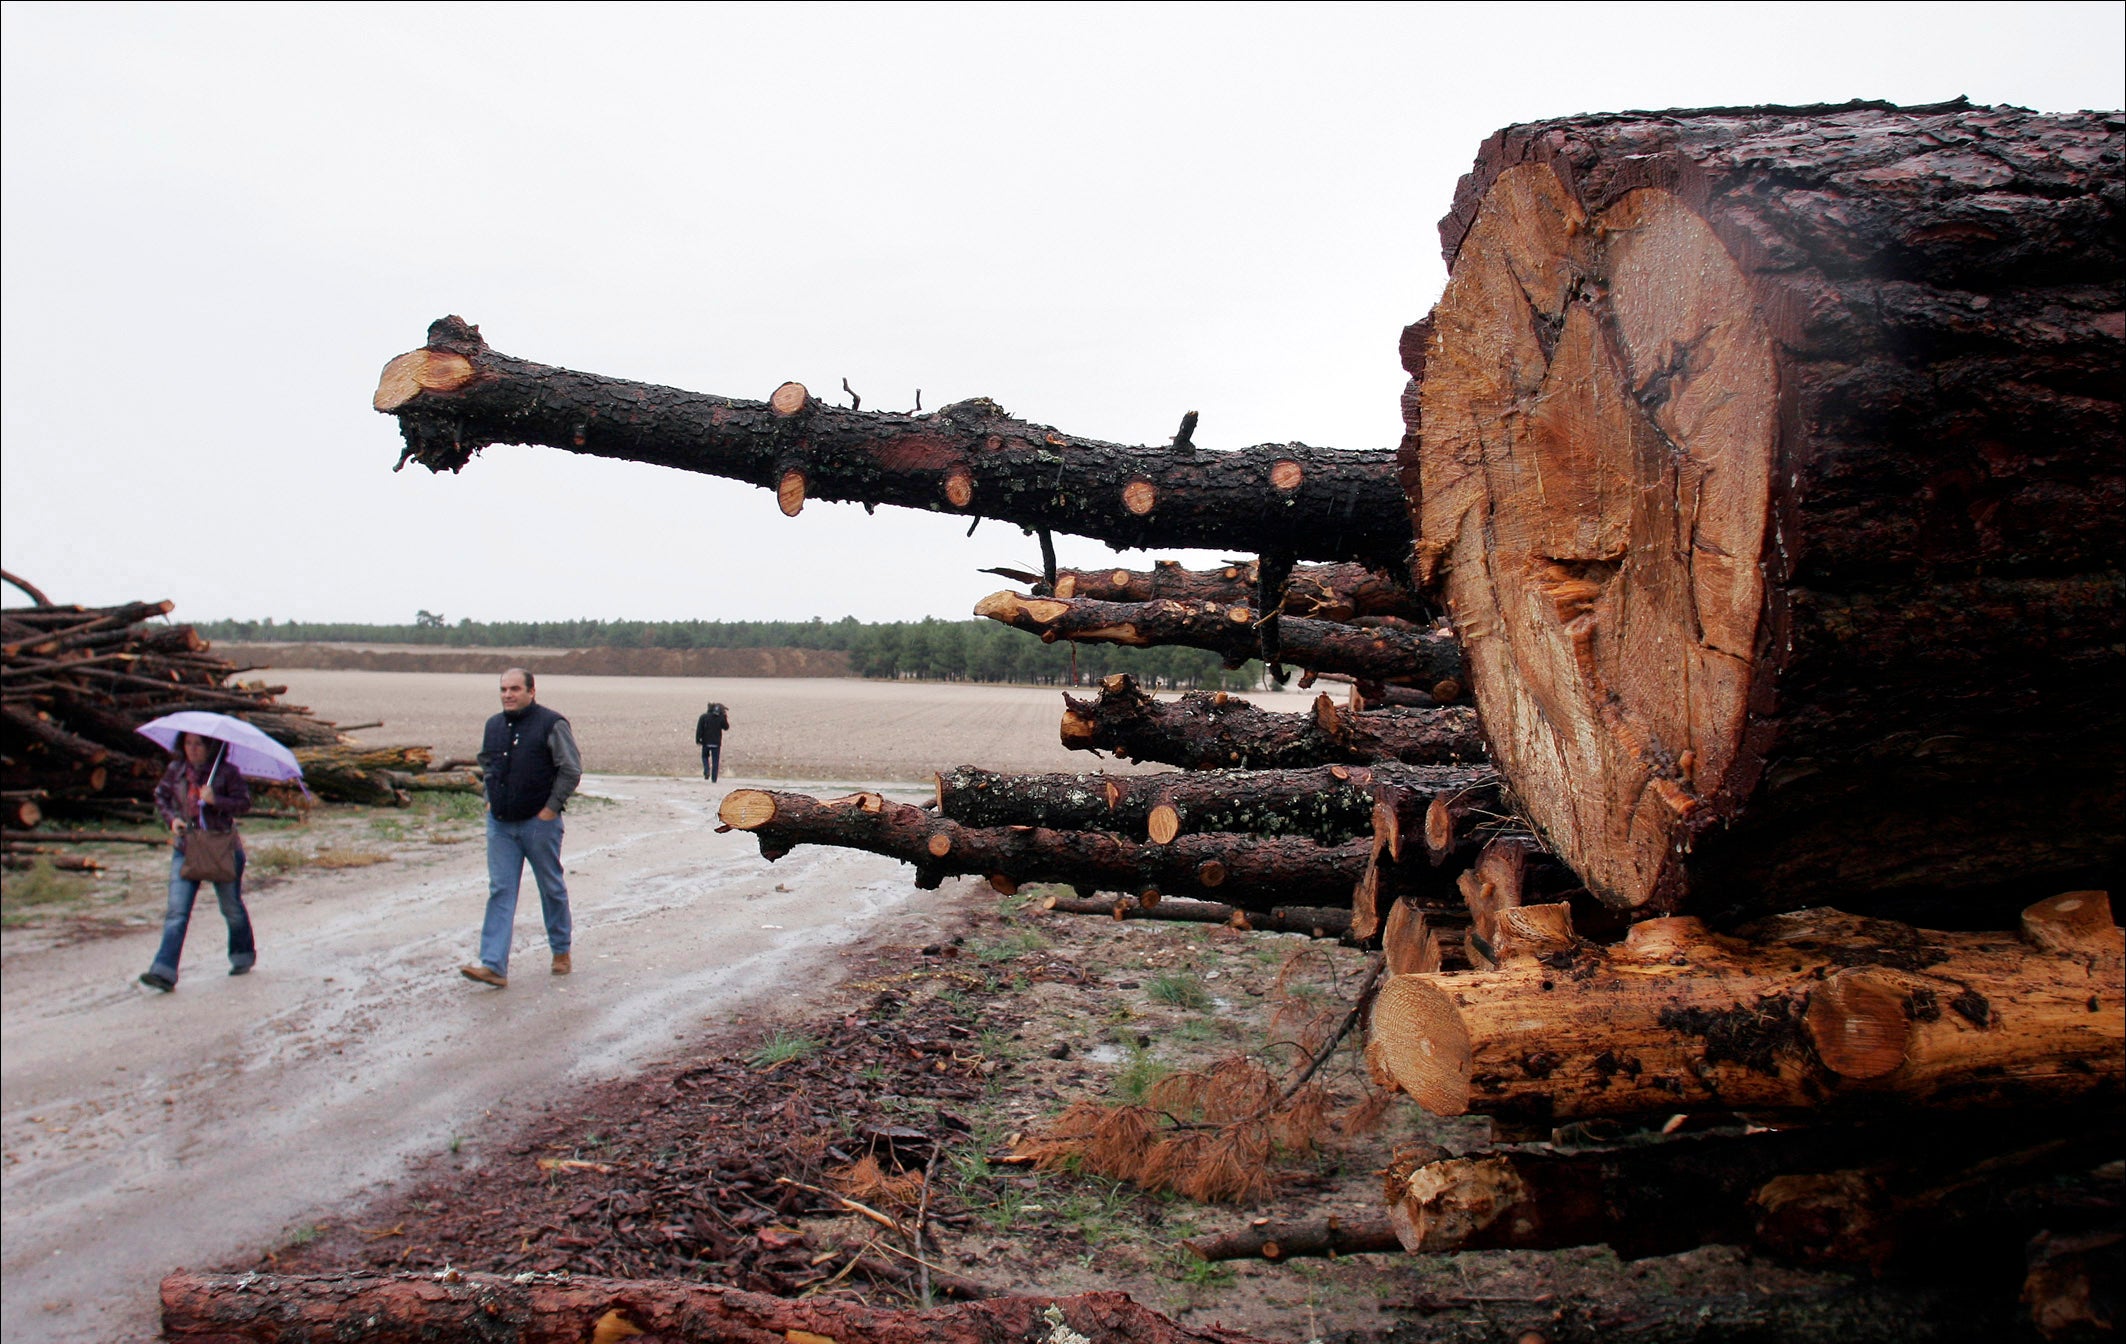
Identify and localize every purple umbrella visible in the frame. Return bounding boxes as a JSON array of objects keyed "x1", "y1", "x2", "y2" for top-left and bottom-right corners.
[{"x1": 135, "y1": 711, "x2": 305, "y2": 783}]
